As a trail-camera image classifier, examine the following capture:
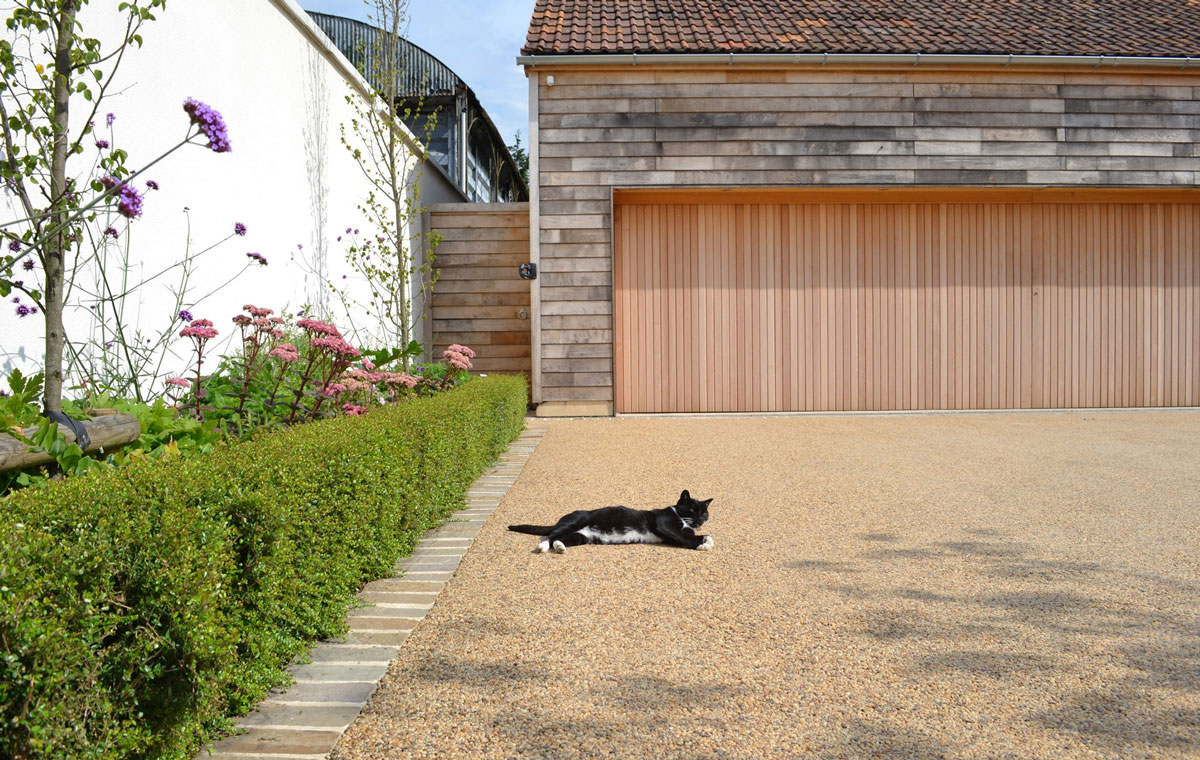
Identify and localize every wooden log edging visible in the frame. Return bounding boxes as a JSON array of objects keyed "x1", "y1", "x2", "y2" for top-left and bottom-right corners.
[{"x1": 0, "y1": 413, "x2": 141, "y2": 473}]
